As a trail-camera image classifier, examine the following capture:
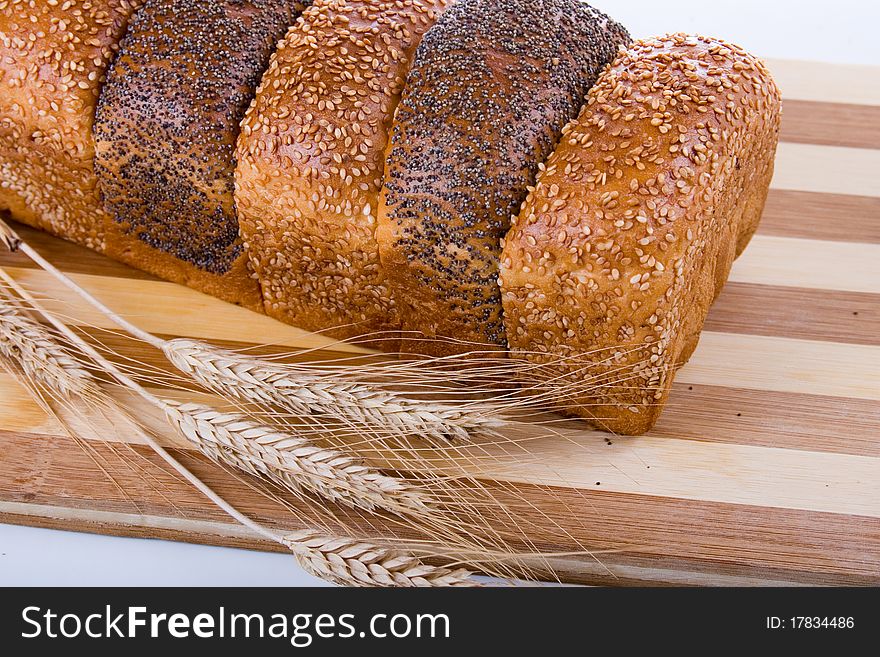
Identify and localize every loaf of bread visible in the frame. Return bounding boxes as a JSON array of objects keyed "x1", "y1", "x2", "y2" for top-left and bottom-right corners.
[
  {"x1": 499, "y1": 34, "x2": 782, "y2": 434},
  {"x1": 236, "y1": 0, "x2": 451, "y2": 347},
  {"x1": 93, "y1": 0, "x2": 307, "y2": 309},
  {"x1": 375, "y1": 0, "x2": 630, "y2": 356},
  {"x1": 0, "y1": 0, "x2": 141, "y2": 250},
  {"x1": 0, "y1": 4, "x2": 785, "y2": 434}
]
